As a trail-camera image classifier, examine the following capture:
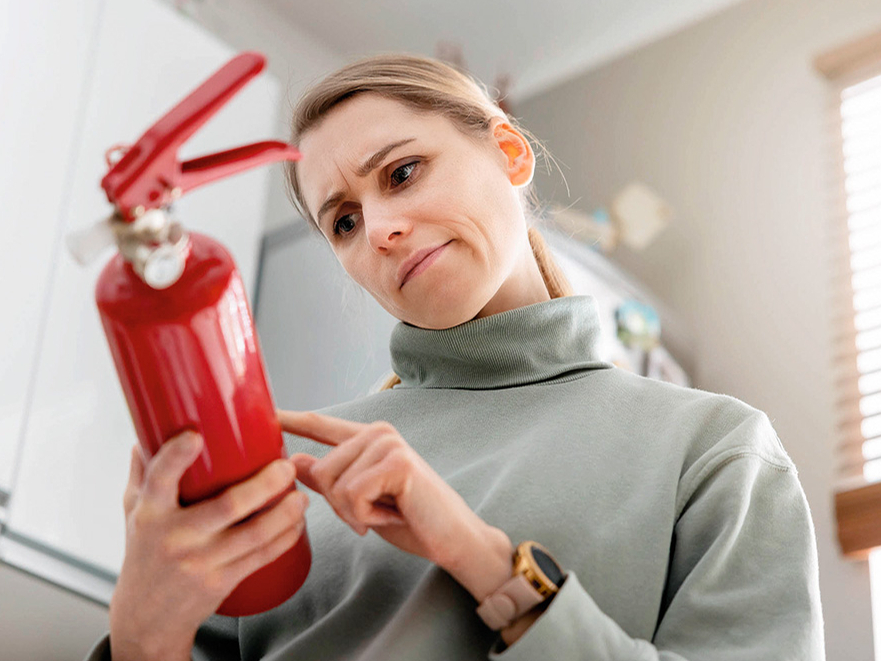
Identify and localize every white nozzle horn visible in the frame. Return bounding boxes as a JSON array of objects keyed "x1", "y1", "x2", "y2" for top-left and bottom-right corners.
[{"x1": 66, "y1": 216, "x2": 117, "y2": 266}]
